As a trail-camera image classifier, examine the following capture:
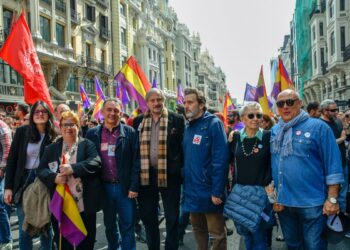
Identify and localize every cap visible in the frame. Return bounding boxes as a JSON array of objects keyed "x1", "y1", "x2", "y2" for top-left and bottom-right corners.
[{"x1": 323, "y1": 213, "x2": 350, "y2": 244}]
